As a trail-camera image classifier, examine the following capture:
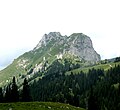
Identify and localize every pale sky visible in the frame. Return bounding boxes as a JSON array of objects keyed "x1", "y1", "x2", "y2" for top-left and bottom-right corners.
[{"x1": 0, "y1": 0, "x2": 120, "y2": 70}]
